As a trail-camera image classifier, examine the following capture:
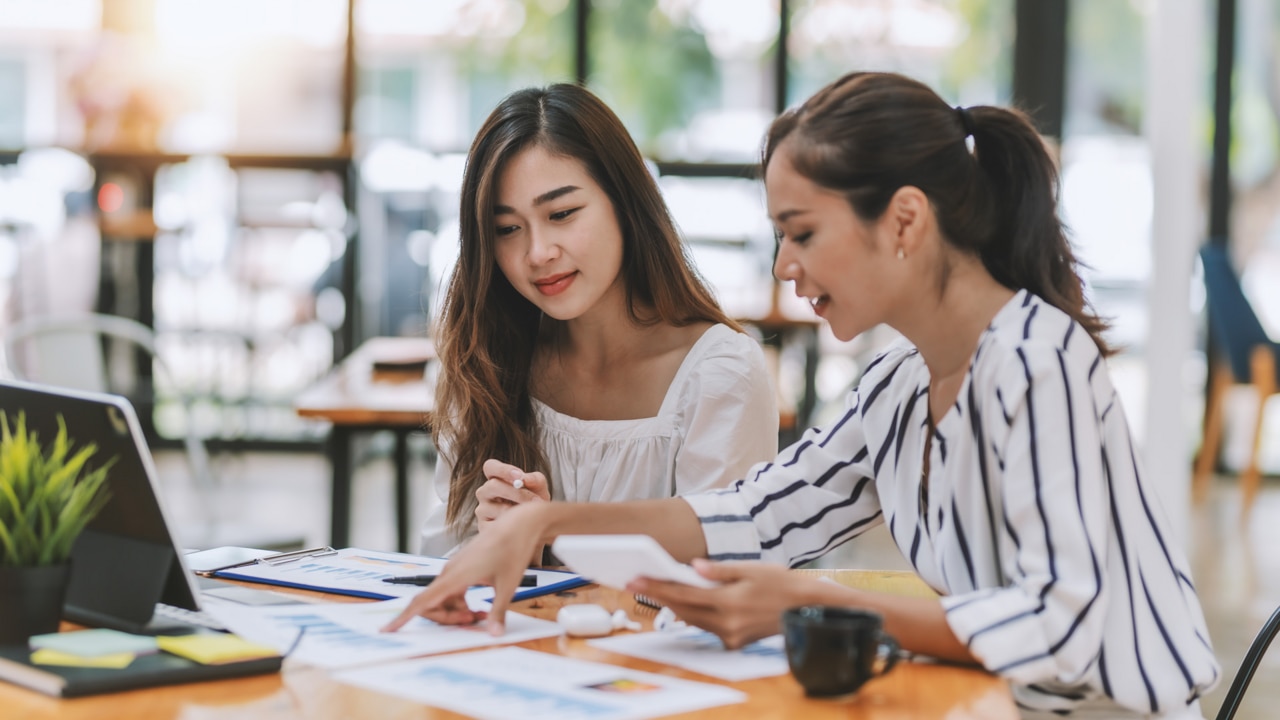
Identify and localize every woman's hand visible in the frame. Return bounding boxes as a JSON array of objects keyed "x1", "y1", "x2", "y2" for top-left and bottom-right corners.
[
  {"x1": 475, "y1": 459, "x2": 551, "y2": 532},
  {"x1": 628, "y1": 560, "x2": 826, "y2": 649},
  {"x1": 382, "y1": 502, "x2": 549, "y2": 636}
]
